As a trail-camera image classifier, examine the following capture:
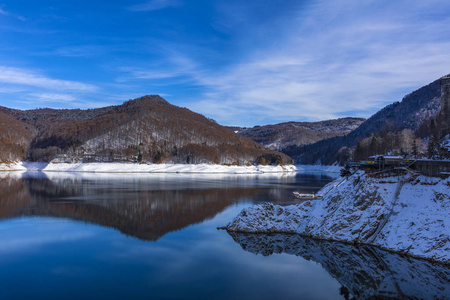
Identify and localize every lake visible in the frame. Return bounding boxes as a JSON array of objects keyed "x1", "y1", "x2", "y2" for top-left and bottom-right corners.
[{"x1": 0, "y1": 169, "x2": 448, "y2": 299}]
